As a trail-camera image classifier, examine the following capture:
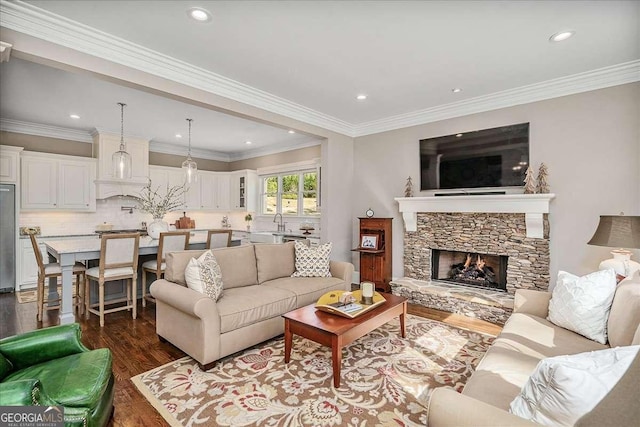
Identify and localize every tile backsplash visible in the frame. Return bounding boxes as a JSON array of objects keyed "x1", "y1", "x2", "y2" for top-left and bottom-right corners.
[{"x1": 19, "y1": 198, "x2": 320, "y2": 236}]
